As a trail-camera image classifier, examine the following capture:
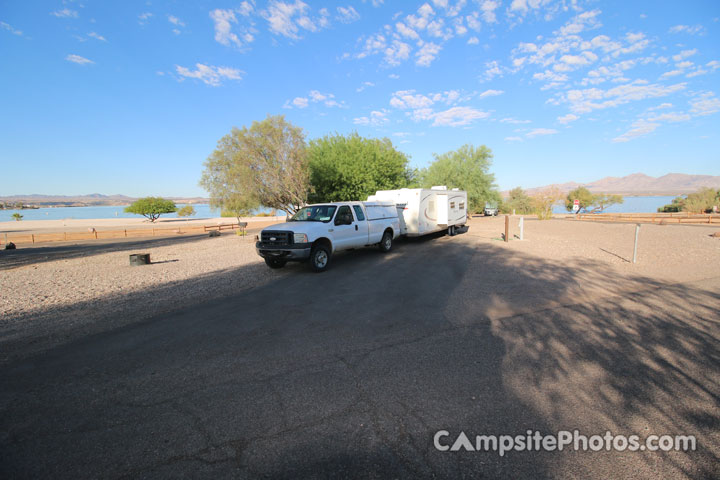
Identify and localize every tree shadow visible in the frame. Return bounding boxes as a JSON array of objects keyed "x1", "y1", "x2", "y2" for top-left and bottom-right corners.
[{"x1": 0, "y1": 233, "x2": 717, "y2": 478}]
